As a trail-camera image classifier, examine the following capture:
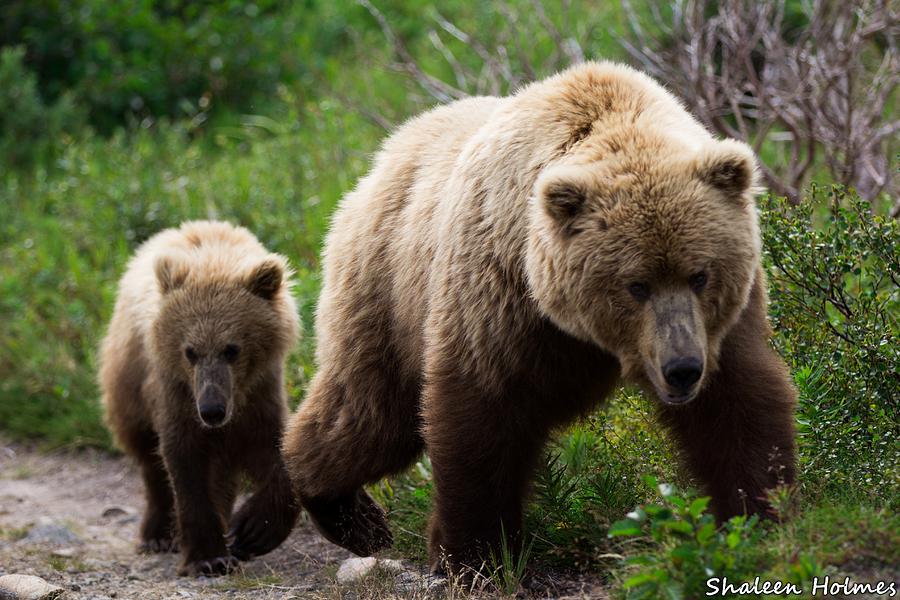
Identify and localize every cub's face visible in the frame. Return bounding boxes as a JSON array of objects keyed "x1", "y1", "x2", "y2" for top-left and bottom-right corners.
[
  {"x1": 526, "y1": 140, "x2": 761, "y2": 405},
  {"x1": 151, "y1": 258, "x2": 286, "y2": 427}
]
